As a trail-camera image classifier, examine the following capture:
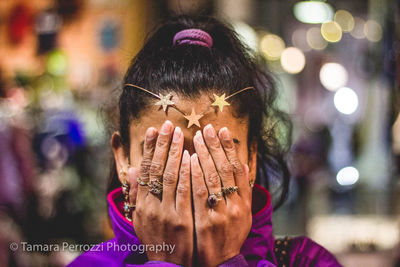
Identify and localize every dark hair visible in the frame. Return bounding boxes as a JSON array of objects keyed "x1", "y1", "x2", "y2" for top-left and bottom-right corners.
[{"x1": 108, "y1": 15, "x2": 291, "y2": 210}]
